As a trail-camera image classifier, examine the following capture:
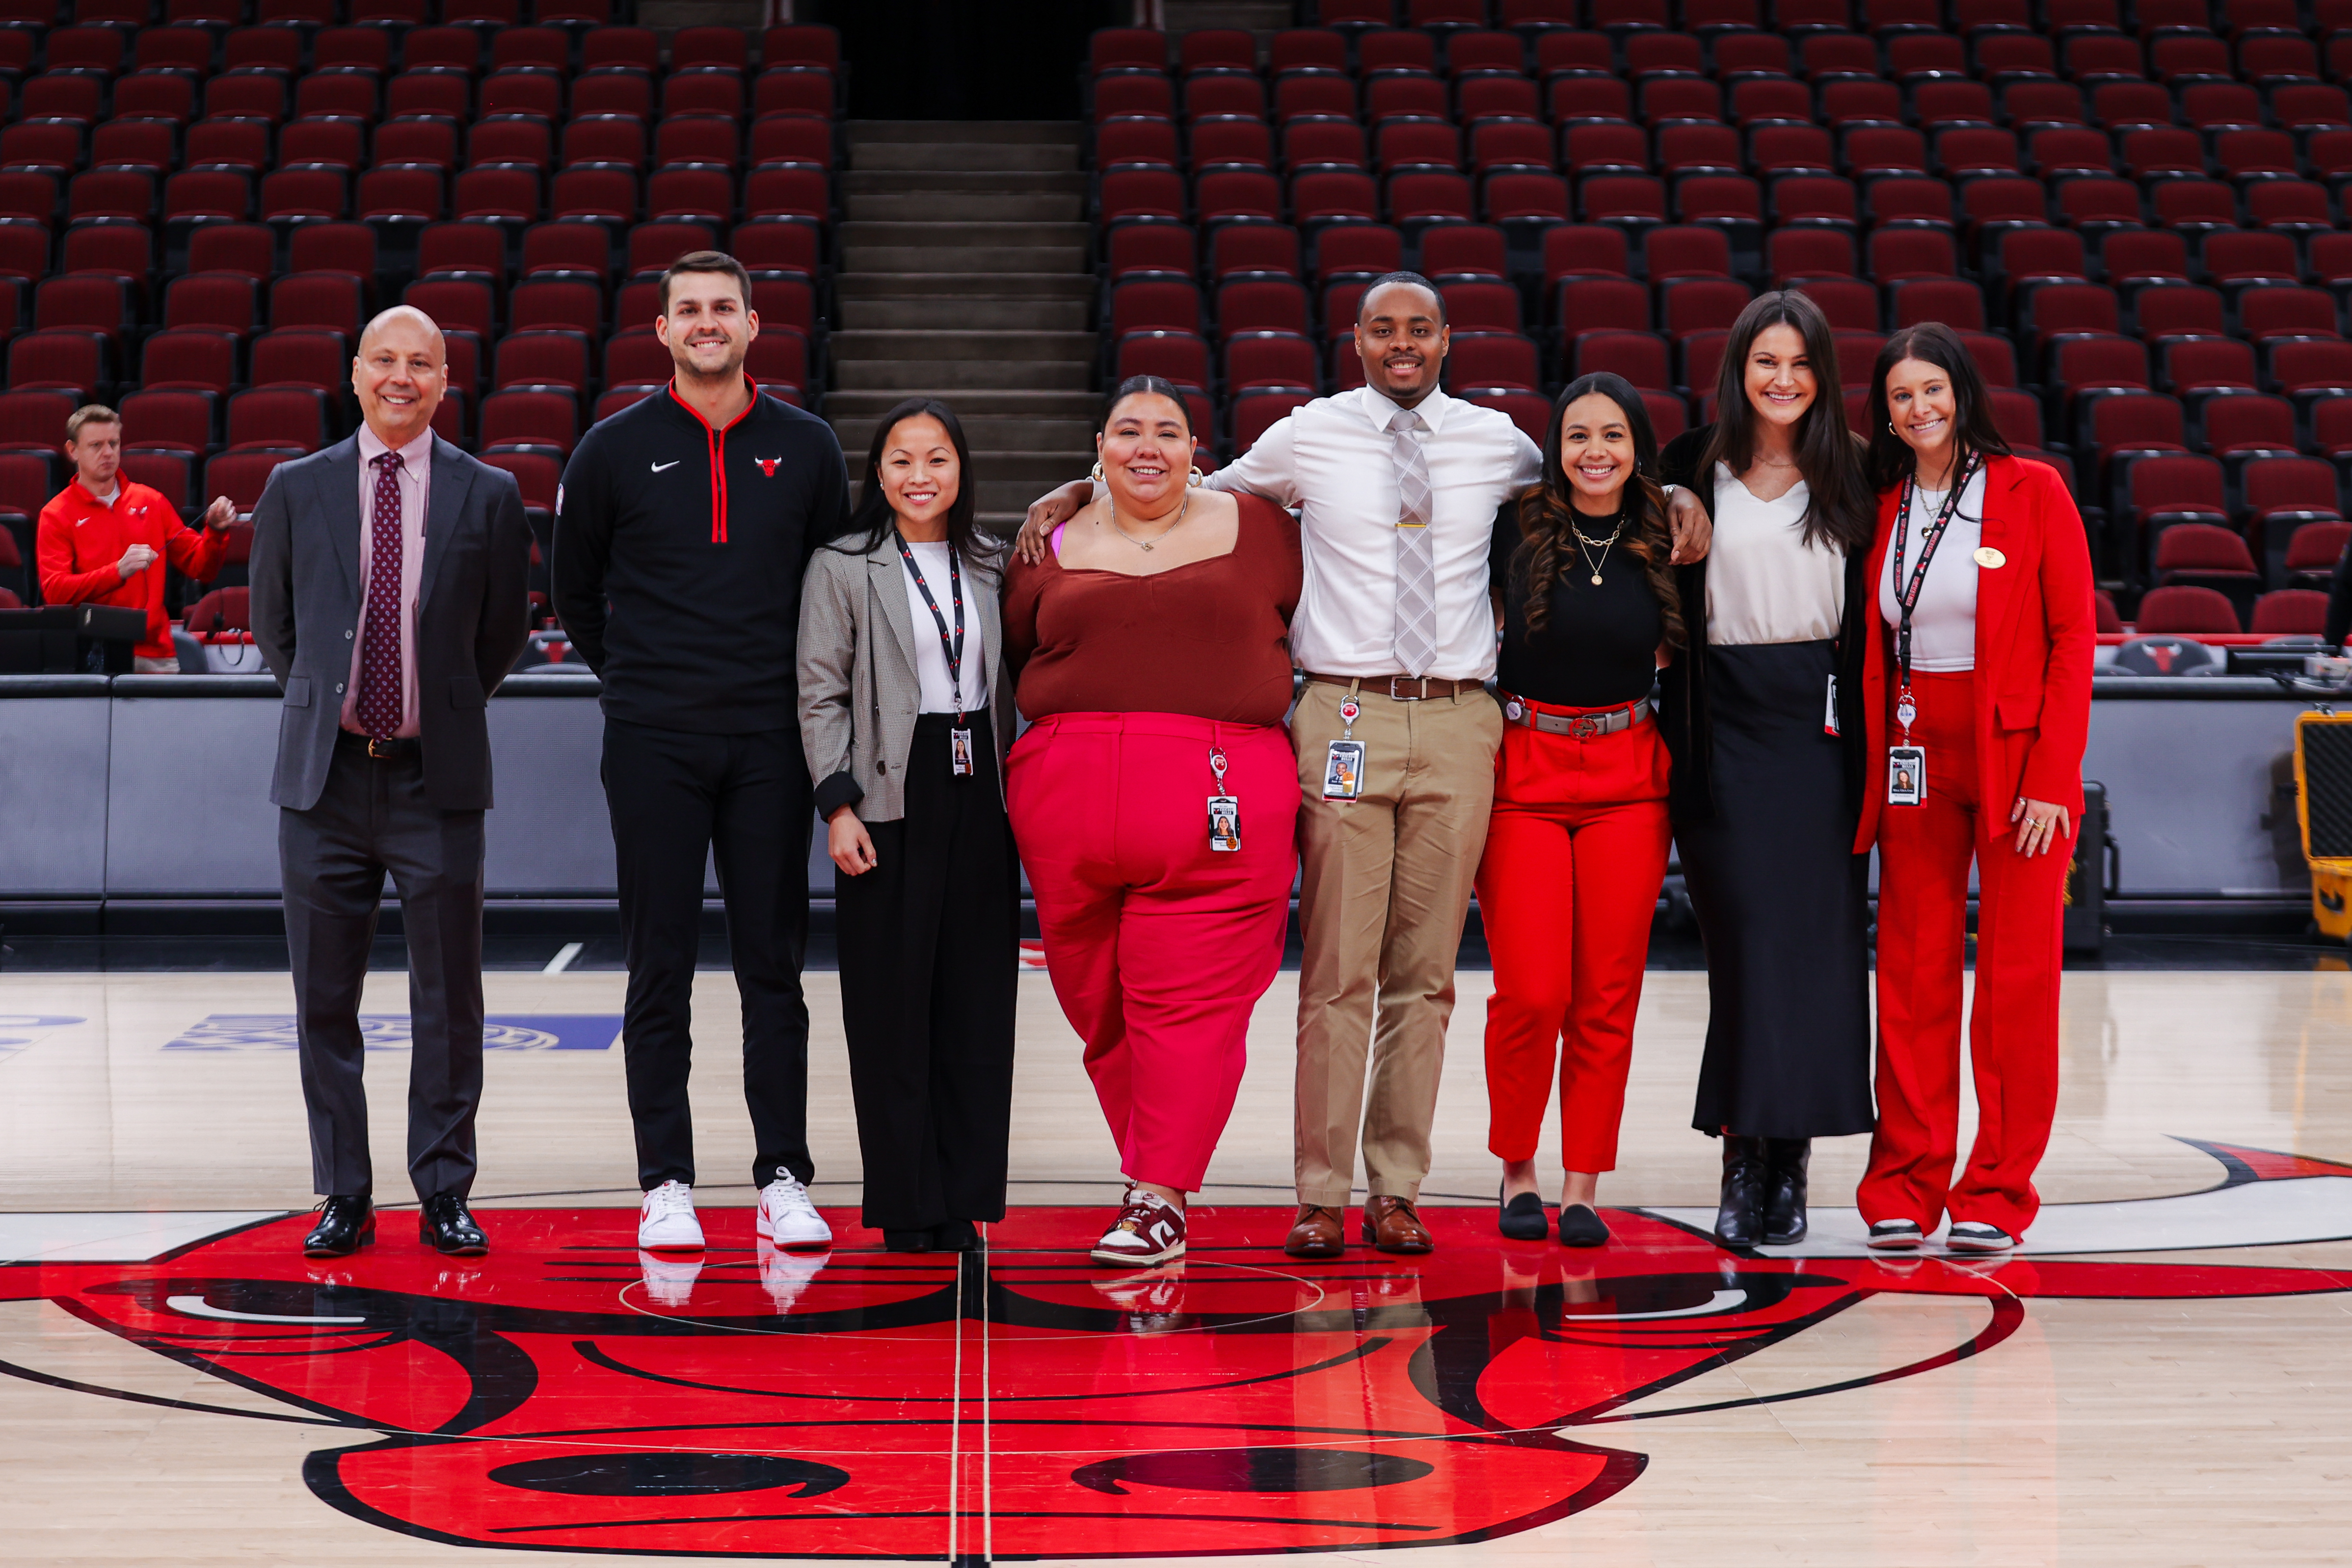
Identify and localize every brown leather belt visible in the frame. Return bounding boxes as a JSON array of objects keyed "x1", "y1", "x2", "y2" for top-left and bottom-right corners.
[
  {"x1": 337, "y1": 729, "x2": 420, "y2": 759},
  {"x1": 1305, "y1": 673, "x2": 1485, "y2": 701},
  {"x1": 1498, "y1": 693, "x2": 1651, "y2": 738}
]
